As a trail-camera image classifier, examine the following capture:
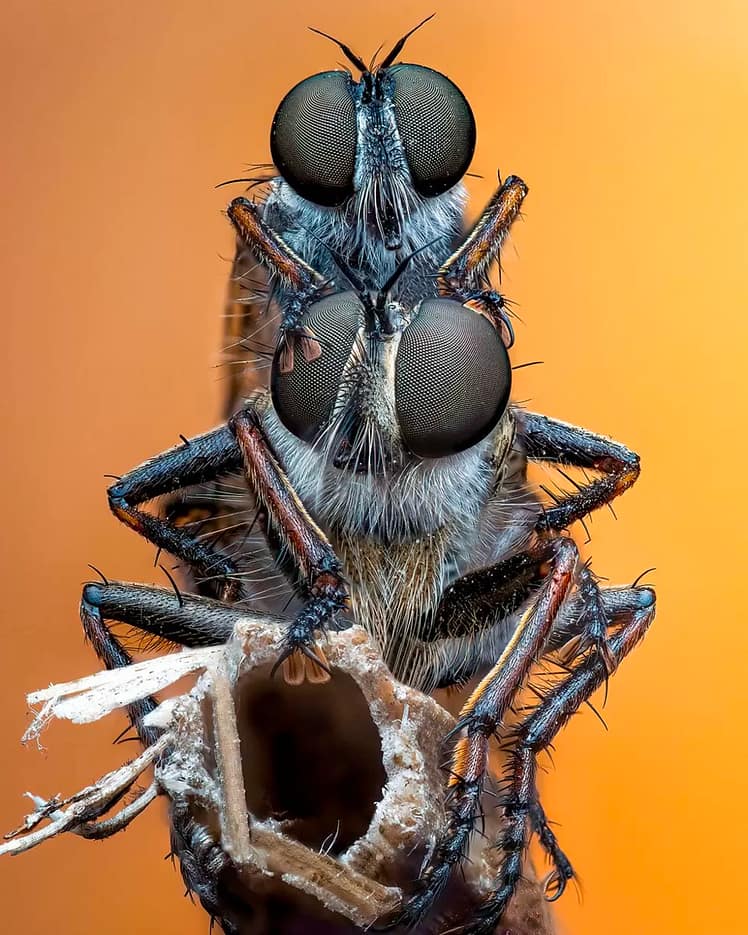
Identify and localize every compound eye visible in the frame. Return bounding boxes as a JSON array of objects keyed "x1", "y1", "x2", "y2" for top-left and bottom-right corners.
[
  {"x1": 271, "y1": 292, "x2": 365, "y2": 442},
  {"x1": 270, "y1": 71, "x2": 357, "y2": 207},
  {"x1": 394, "y1": 299, "x2": 511, "y2": 458},
  {"x1": 389, "y1": 64, "x2": 476, "y2": 198}
]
